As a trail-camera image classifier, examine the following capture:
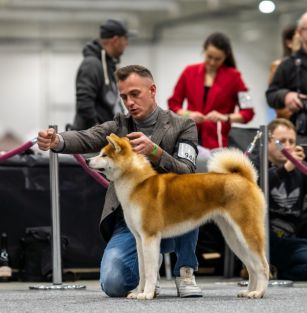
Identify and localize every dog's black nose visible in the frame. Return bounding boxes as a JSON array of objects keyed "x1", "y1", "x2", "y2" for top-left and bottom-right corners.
[{"x1": 85, "y1": 158, "x2": 90, "y2": 165}]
